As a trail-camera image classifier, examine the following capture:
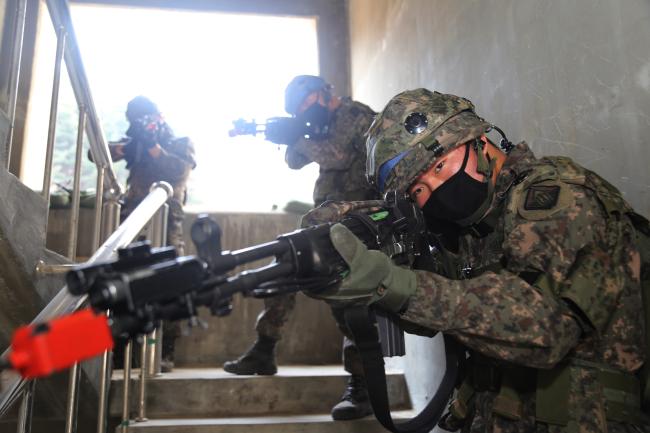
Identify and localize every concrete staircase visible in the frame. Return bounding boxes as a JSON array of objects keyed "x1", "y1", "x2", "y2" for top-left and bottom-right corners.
[
  {"x1": 110, "y1": 366, "x2": 412, "y2": 433},
  {"x1": 104, "y1": 212, "x2": 415, "y2": 432}
]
